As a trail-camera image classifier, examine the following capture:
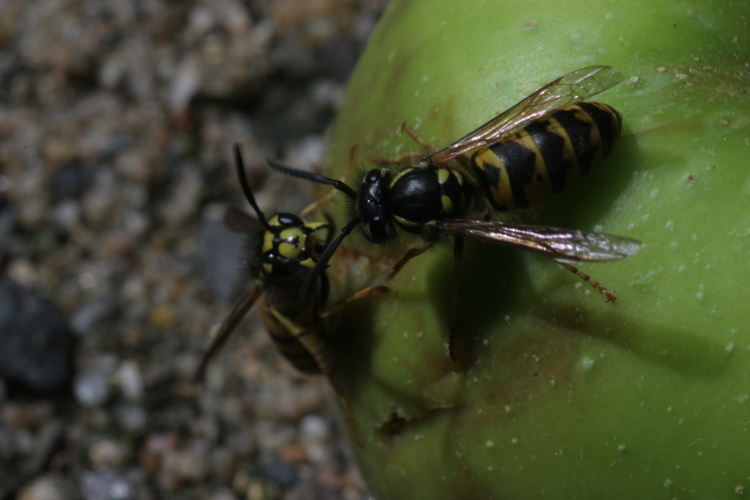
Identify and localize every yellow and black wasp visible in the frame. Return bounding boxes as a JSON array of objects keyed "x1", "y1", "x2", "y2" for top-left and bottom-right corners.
[
  {"x1": 267, "y1": 66, "x2": 641, "y2": 357},
  {"x1": 196, "y1": 144, "x2": 371, "y2": 442}
]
